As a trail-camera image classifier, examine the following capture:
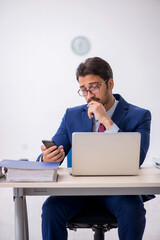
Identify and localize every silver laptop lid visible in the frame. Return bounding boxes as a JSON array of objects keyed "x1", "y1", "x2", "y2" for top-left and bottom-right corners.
[{"x1": 72, "y1": 132, "x2": 141, "y2": 176}]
